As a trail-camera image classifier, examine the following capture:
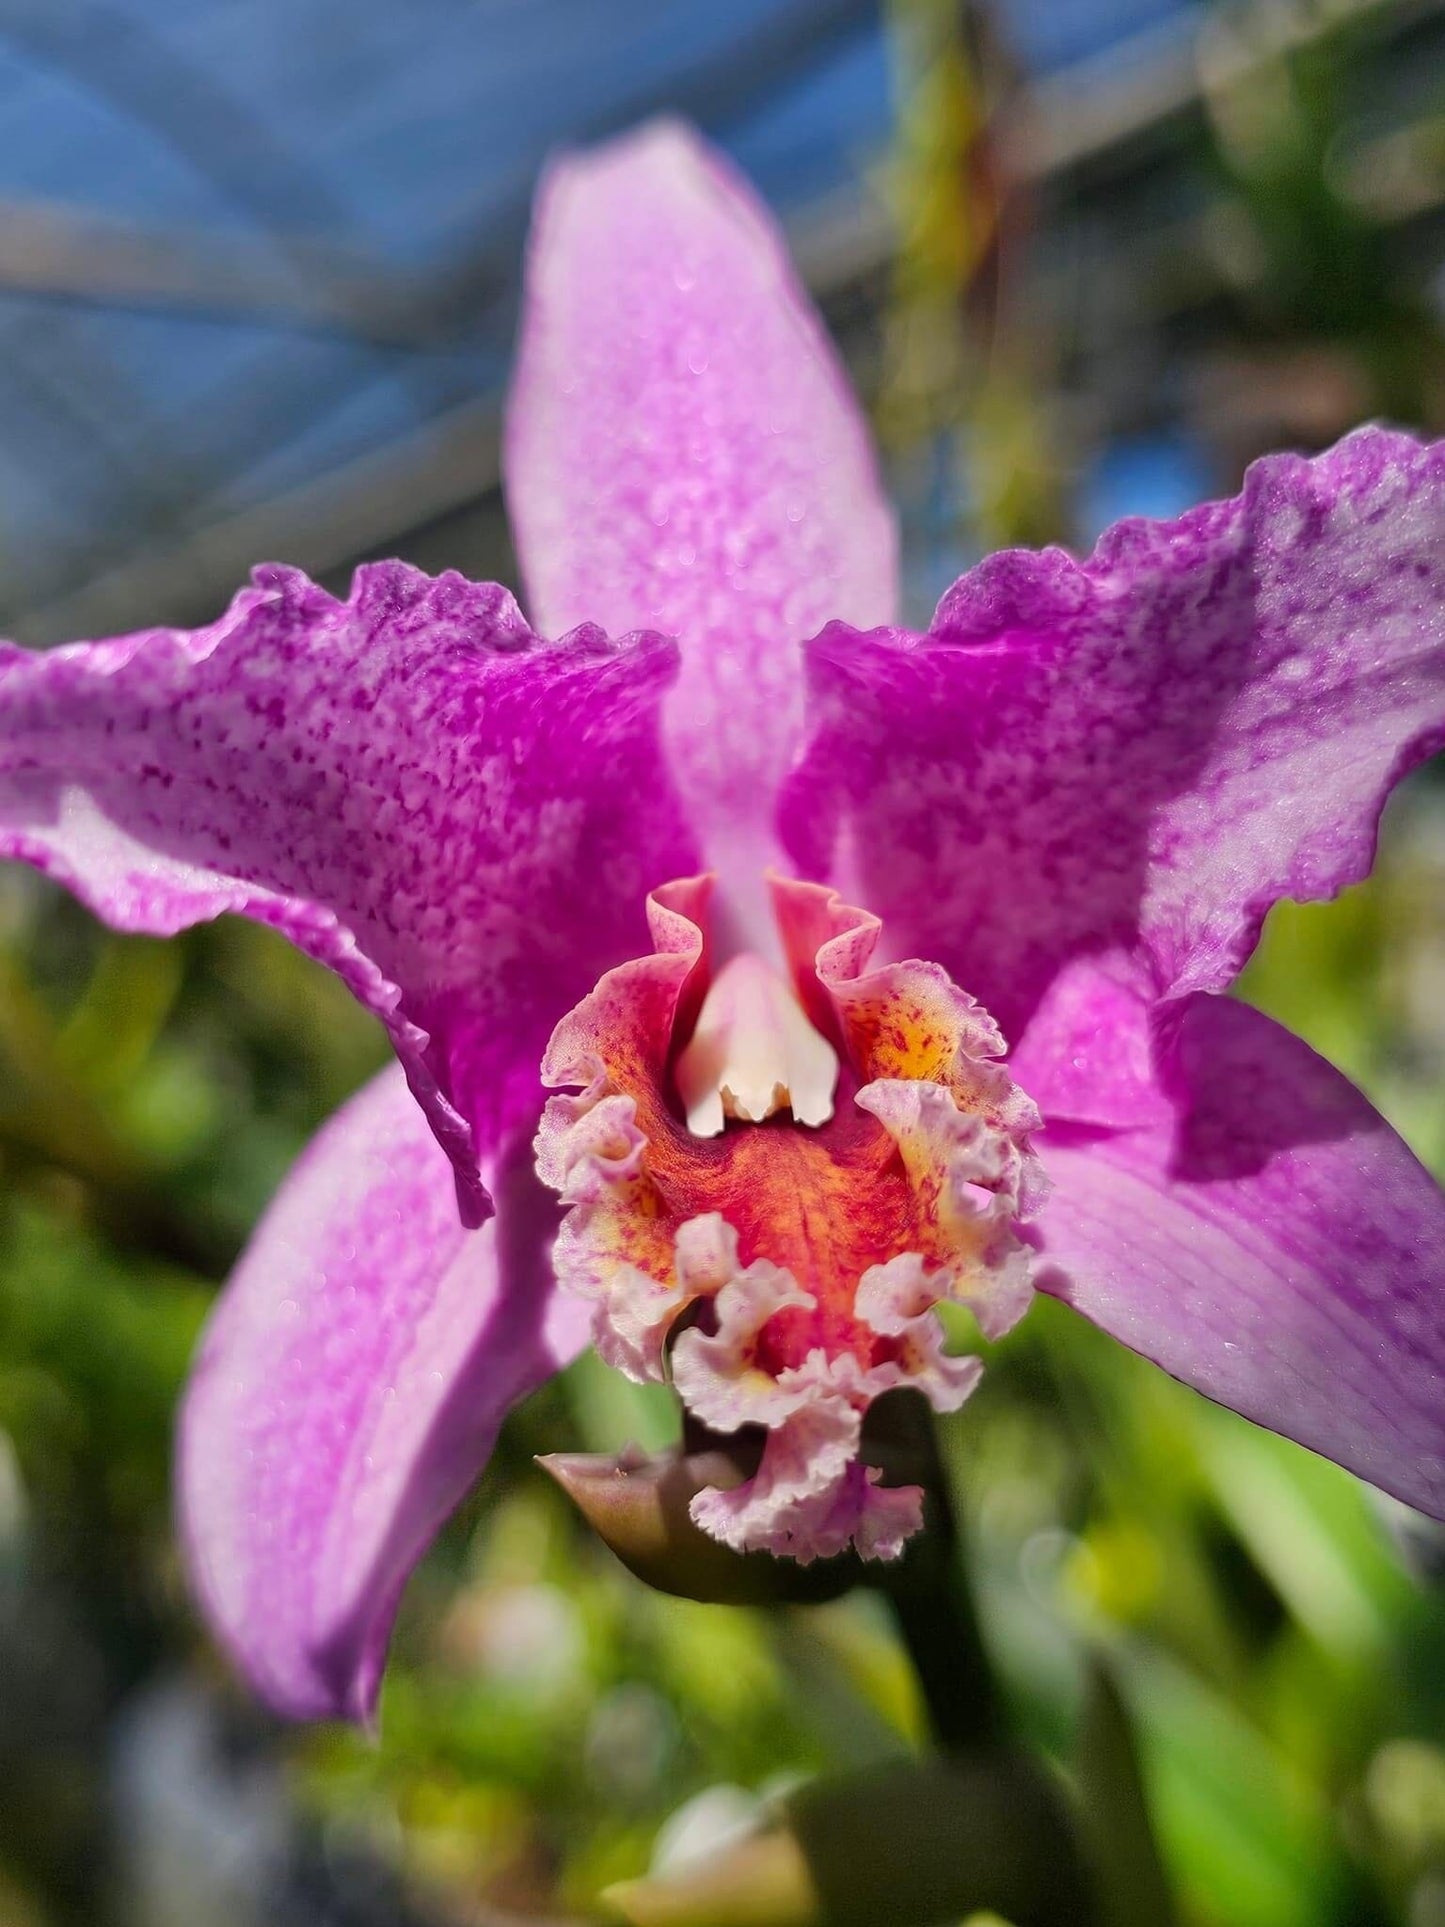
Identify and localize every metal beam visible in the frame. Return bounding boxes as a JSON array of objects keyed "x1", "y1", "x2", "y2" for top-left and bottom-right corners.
[{"x1": 17, "y1": 0, "x2": 1445, "y2": 642}]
